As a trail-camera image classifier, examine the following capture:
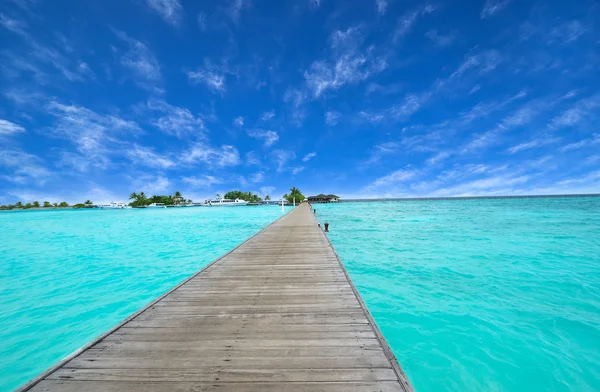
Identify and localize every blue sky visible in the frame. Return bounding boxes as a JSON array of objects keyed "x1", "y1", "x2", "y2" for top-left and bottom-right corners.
[{"x1": 1, "y1": 0, "x2": 599, "y2": 203}]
